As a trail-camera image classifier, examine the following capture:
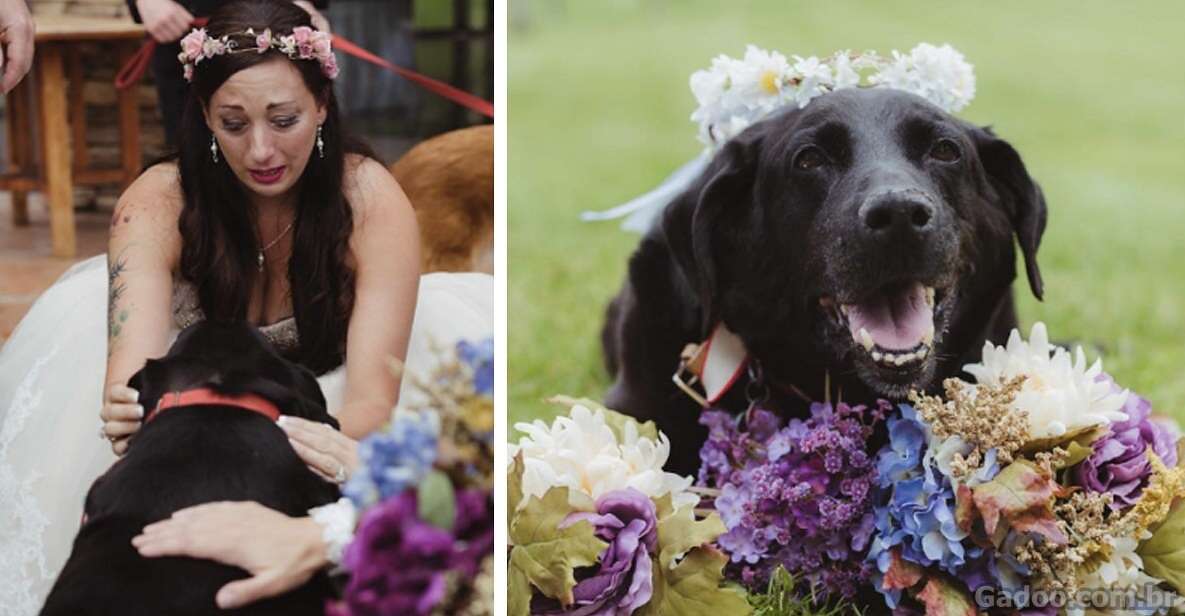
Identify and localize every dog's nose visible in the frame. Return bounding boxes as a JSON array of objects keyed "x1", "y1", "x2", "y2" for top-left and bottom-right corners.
[{"x1": 860, "y1": 191, "x2": 936, "y2": 238}]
